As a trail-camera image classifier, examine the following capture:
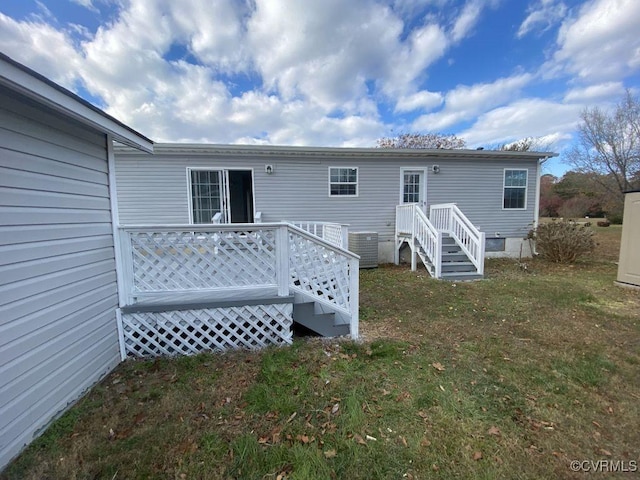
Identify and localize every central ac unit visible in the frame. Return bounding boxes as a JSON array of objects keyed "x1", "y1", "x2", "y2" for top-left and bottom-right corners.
[{"x1": 348, "y1": 232, "x2": 378, "y2": 268}]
